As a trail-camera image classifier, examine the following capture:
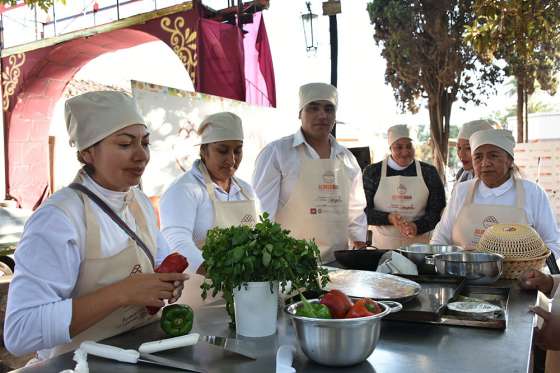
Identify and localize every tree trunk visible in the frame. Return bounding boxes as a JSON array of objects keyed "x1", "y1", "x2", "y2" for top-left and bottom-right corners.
[
  {"x1": 516, "y1": 80, "x2": 524, "y2": 143},
  {"x1": 427, "y1": 90, "x2": 451, "y2": 183},
  {"x1": 524, "y1": 88, "x2": 529, "y2": 142}
]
